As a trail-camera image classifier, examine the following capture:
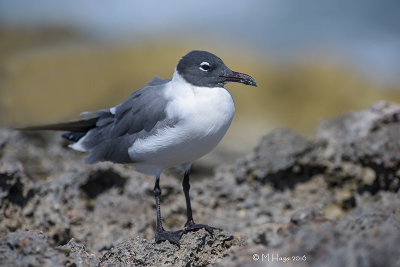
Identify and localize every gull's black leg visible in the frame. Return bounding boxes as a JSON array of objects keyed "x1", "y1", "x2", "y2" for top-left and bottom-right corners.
[
  {"x1": 183, "y1": 170, "x2": 194, "y2": 227},
  {"x1": 154, "y1": 177, "x2": 164, "y2": 232},
  {"x1": 153, "y1": 176, "x2": 183, "y2": 245},
  {"x1": 182, "y1": 170, "x2": 221, "y2": 235}
]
